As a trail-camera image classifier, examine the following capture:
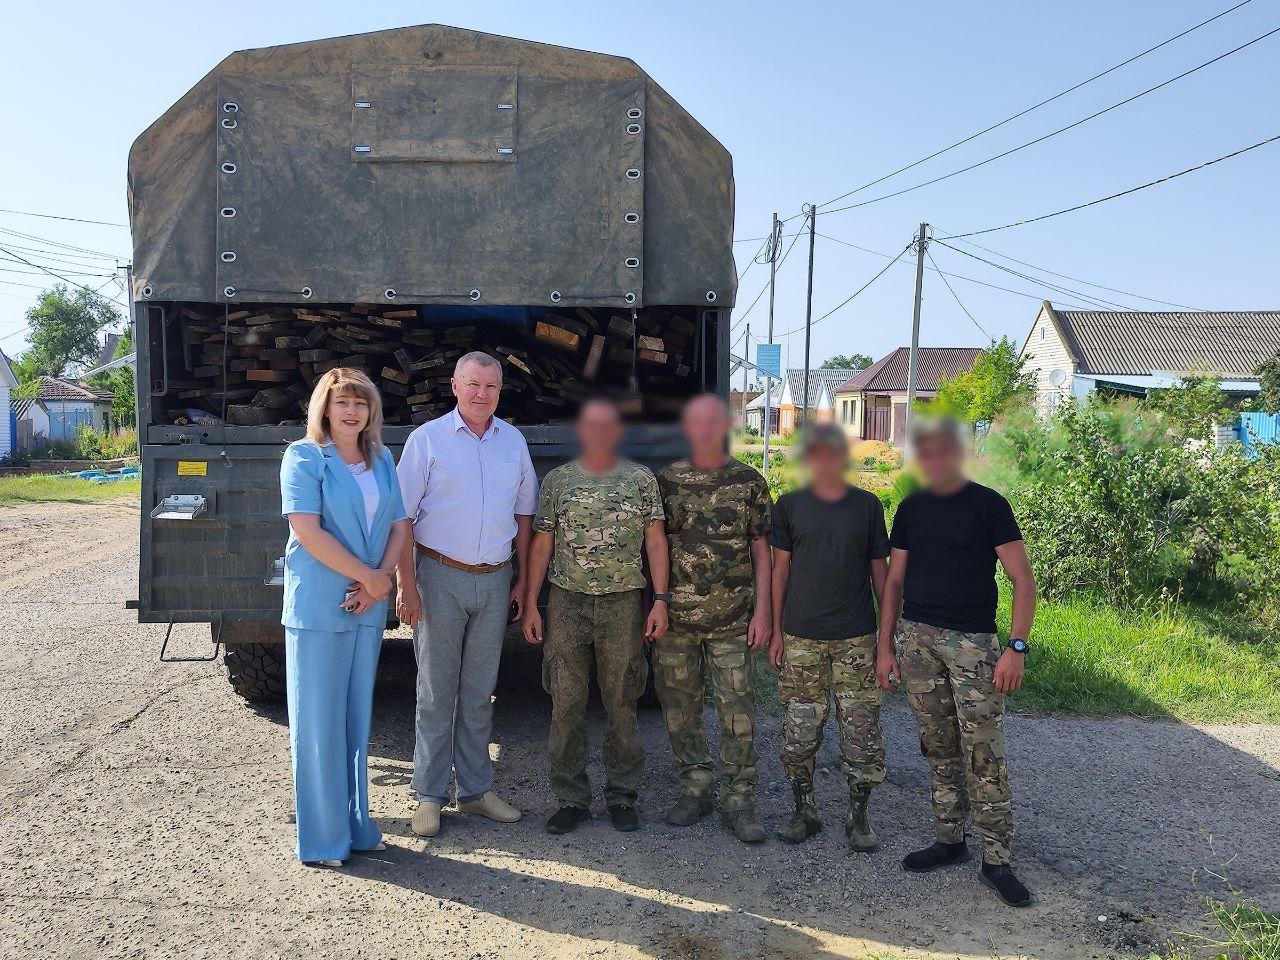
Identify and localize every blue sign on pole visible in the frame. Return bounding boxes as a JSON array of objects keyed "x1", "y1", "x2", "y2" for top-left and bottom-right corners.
[{"x1": 756, "y1": 343, "x2": 782, "y2": 380}]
